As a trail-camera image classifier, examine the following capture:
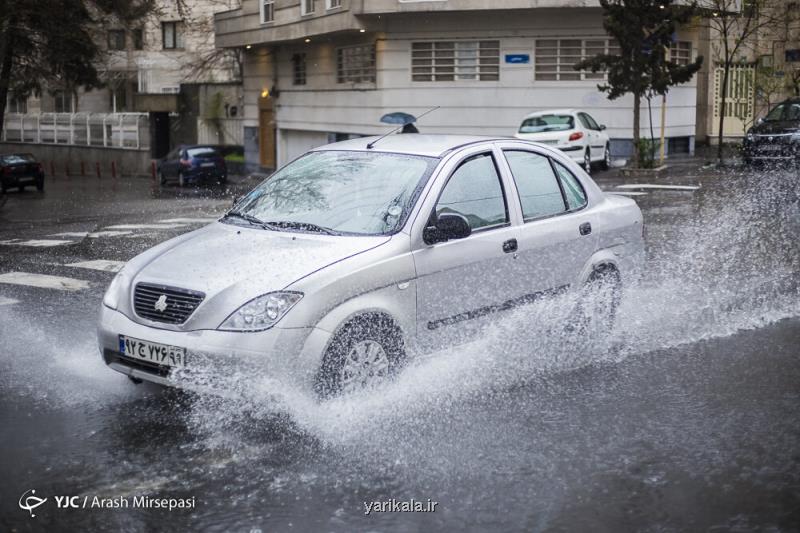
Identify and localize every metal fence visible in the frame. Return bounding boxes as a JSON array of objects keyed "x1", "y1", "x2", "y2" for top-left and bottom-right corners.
[
  {"x1": 197, "y1": 117, "x2": 245, "y2": 146},
  {"x1": 2, "y1": 113, "x2": 149, "y2": 149}
]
